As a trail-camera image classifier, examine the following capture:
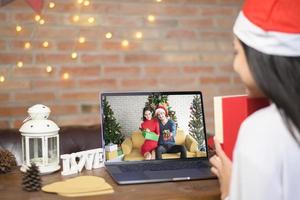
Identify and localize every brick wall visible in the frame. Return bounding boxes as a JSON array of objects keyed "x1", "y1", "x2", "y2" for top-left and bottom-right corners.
[{"x1": 0, "y1": 0, "x2": 244, "y2": 133}]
